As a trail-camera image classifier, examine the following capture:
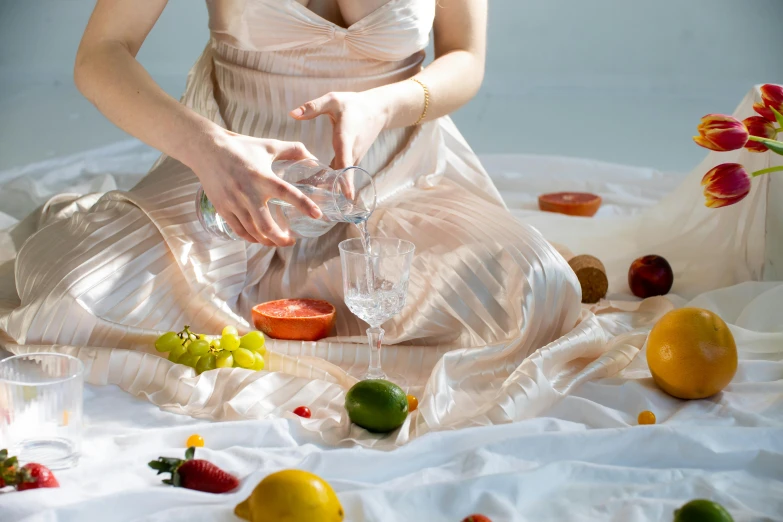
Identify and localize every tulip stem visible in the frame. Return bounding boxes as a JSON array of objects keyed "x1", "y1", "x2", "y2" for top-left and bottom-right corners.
[
  {"x1": 748, "y1": 136, "x2": 783, "y2": 144},
  {"x1": 749, "y1": 136, "x2": 779, "y2": 142},
  {"x1": 751, "y1": 166, "x2": 783, "y2": 177},
  {"x1": 748, "y1": 136, "x2": 783, "y2": 156}
]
